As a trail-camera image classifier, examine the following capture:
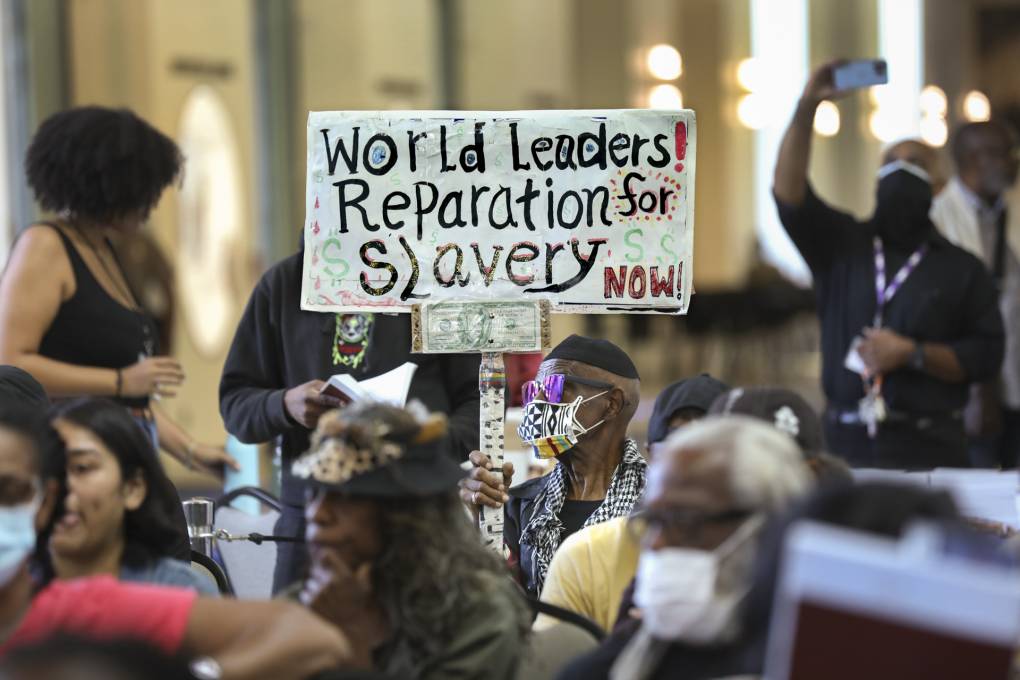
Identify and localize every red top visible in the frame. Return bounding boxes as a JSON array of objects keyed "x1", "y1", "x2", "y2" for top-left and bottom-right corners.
[{"x1": 0, "y1": 576, "x2": 196, "y2": 655}]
